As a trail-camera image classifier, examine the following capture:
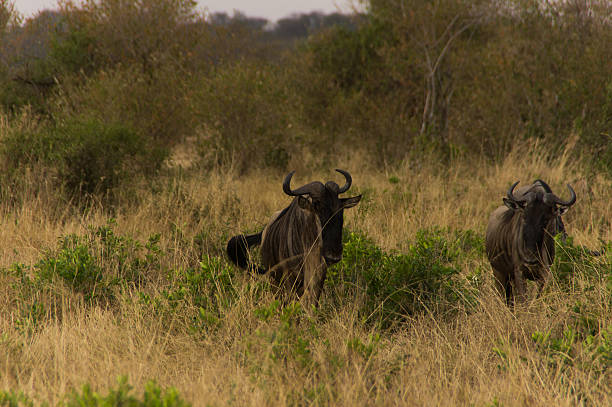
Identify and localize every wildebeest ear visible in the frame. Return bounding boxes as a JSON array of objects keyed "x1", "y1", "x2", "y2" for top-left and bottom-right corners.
[
  {"x1": 341, "y1": 195, "x2": 362, "y2": 209},
  {"x1": 557, "y1": 206, "x2": 569, "y2": 216},
  {"x1": 298, "y1": 195, "x2": 314, "y2": 211},
  {"x1": 503, "y1": 197, "x2": 523, "y2": 211}
]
